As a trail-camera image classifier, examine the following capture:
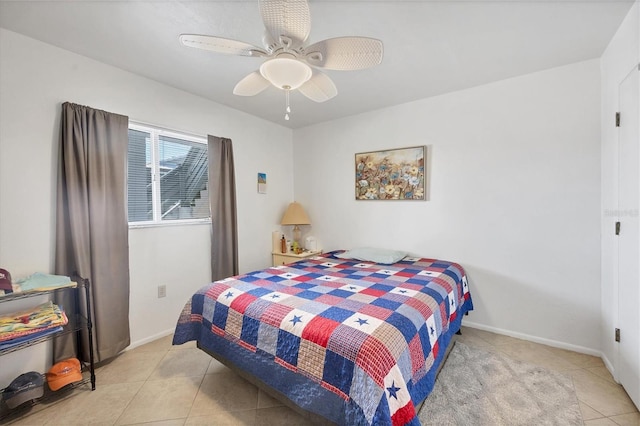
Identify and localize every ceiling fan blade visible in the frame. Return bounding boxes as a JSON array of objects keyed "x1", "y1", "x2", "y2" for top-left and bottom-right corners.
[
  {"x1": 180, "y1": 34, "x2": 267, "y2": 57},
  {"x1": 298, "y1": 71, "x2": 337, "y2": 103},
  {"x1": 305, "y1": 37, "x2": 384, "y2": 70},
  {"x1": 259, "y1": 0, "x2": 310, "y2": 48},
  {"x1": 233, "y1": 71, "x2": 271, "y2": 96}
]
